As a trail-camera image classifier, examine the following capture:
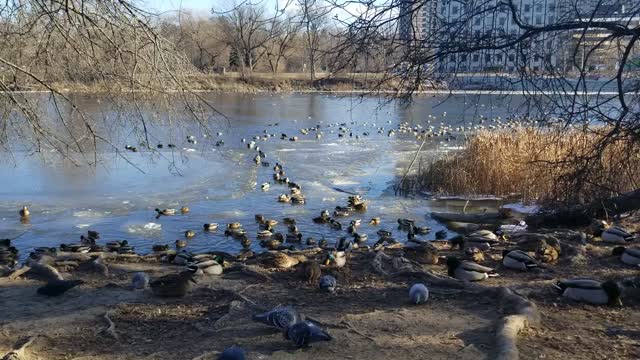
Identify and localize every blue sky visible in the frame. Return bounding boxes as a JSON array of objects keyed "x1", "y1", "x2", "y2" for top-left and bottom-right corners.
[{"x1": 146, "y1": 0, "x2": 214, "y2": 13}]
